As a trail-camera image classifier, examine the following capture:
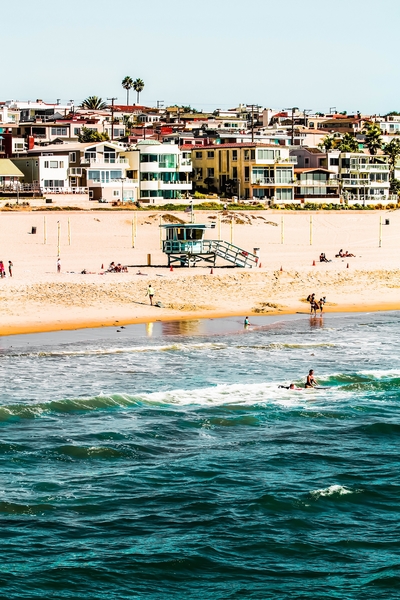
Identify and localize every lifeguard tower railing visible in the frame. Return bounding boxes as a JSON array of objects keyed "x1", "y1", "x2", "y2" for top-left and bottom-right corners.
[{"x1": 162, "y1": 239, "x2": 258, "y2": 268}]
